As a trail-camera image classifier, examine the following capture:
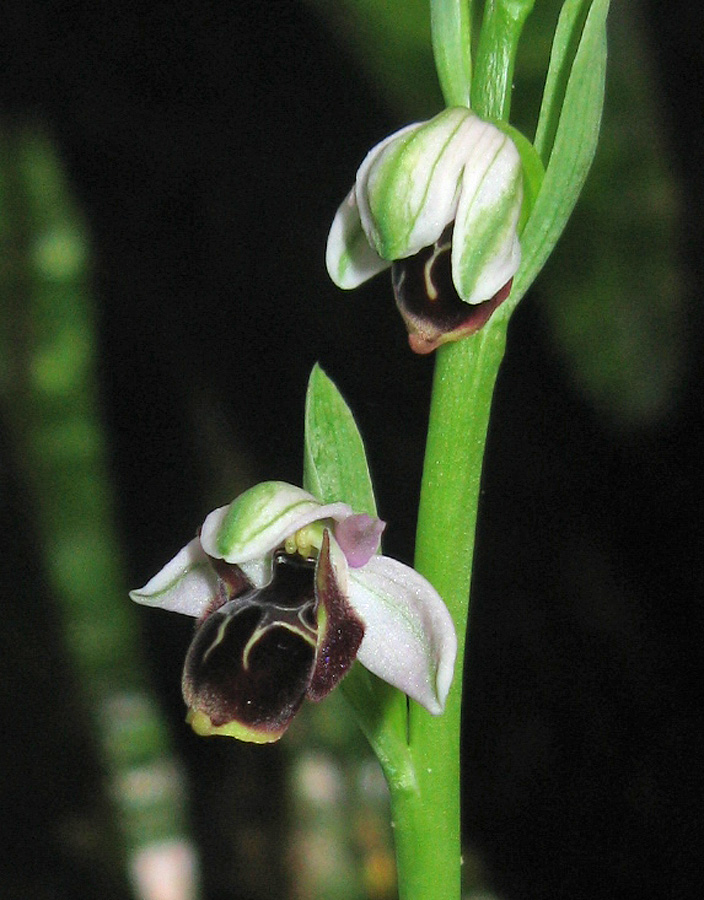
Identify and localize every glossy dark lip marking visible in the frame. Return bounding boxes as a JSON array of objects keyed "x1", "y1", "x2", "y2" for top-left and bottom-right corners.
[
  {"x1": 182, "y1": 540, "x2": 364, "y2": 736},
  {"x1": 182, "y1": 552, "x2": 318, "y2": 732}
]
